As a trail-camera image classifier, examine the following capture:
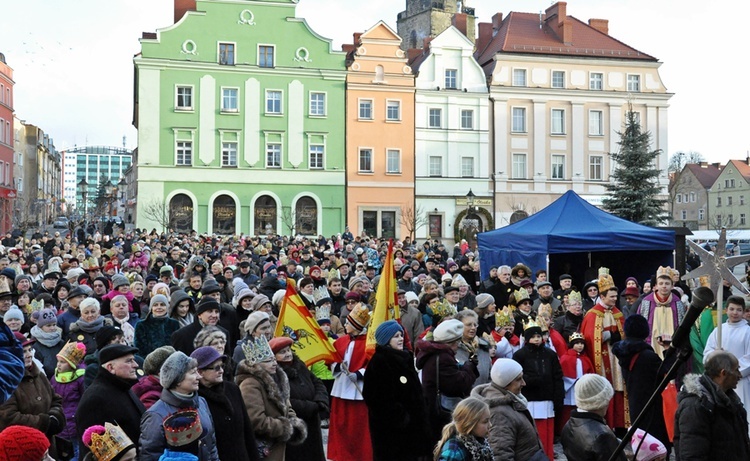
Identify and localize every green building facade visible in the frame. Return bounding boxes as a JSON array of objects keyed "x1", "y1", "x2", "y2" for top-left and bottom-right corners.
[{"x1": 134, "y1": 0, "x2": 346, "y2": 235}]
